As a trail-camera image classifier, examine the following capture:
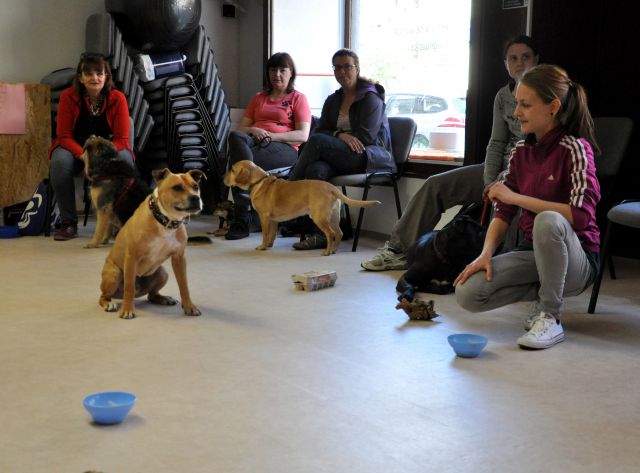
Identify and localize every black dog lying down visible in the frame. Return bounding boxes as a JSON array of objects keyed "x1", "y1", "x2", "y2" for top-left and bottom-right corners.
[{"x1": 396, "y1": 202, "x2": 487, "y2": 302}]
